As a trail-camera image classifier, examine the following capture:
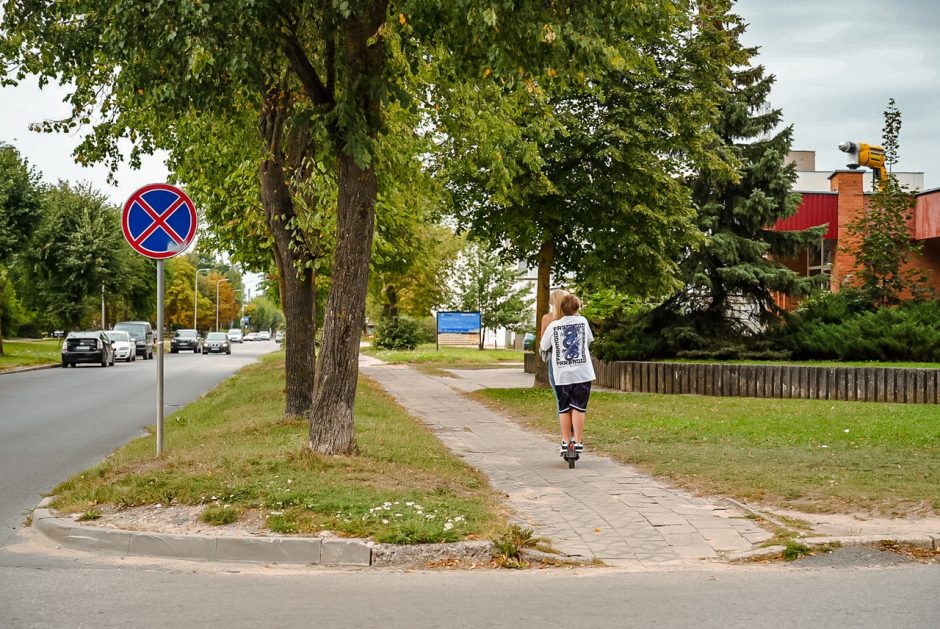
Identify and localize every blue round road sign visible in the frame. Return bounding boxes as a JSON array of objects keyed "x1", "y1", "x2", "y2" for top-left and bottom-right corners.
[{"x1": 121, "y1": 183, "x2": 198, "y2": 259}]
